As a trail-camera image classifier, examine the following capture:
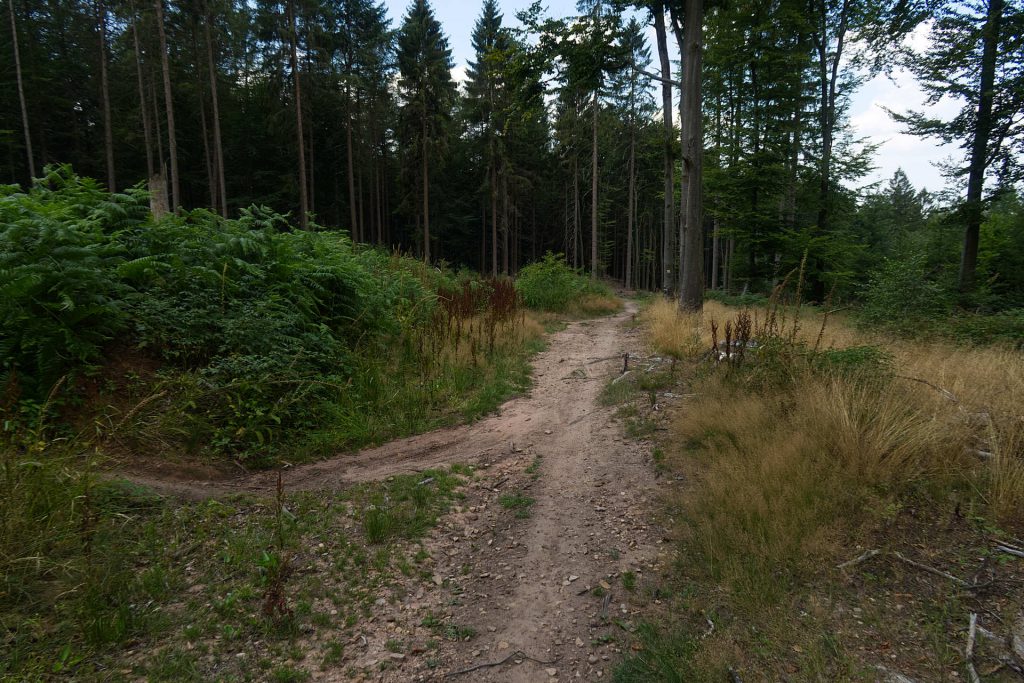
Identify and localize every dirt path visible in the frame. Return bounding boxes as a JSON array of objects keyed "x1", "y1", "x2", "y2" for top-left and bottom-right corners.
[{"x1": 124, "y1": 303, "x2": 670, "y2": 681}]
